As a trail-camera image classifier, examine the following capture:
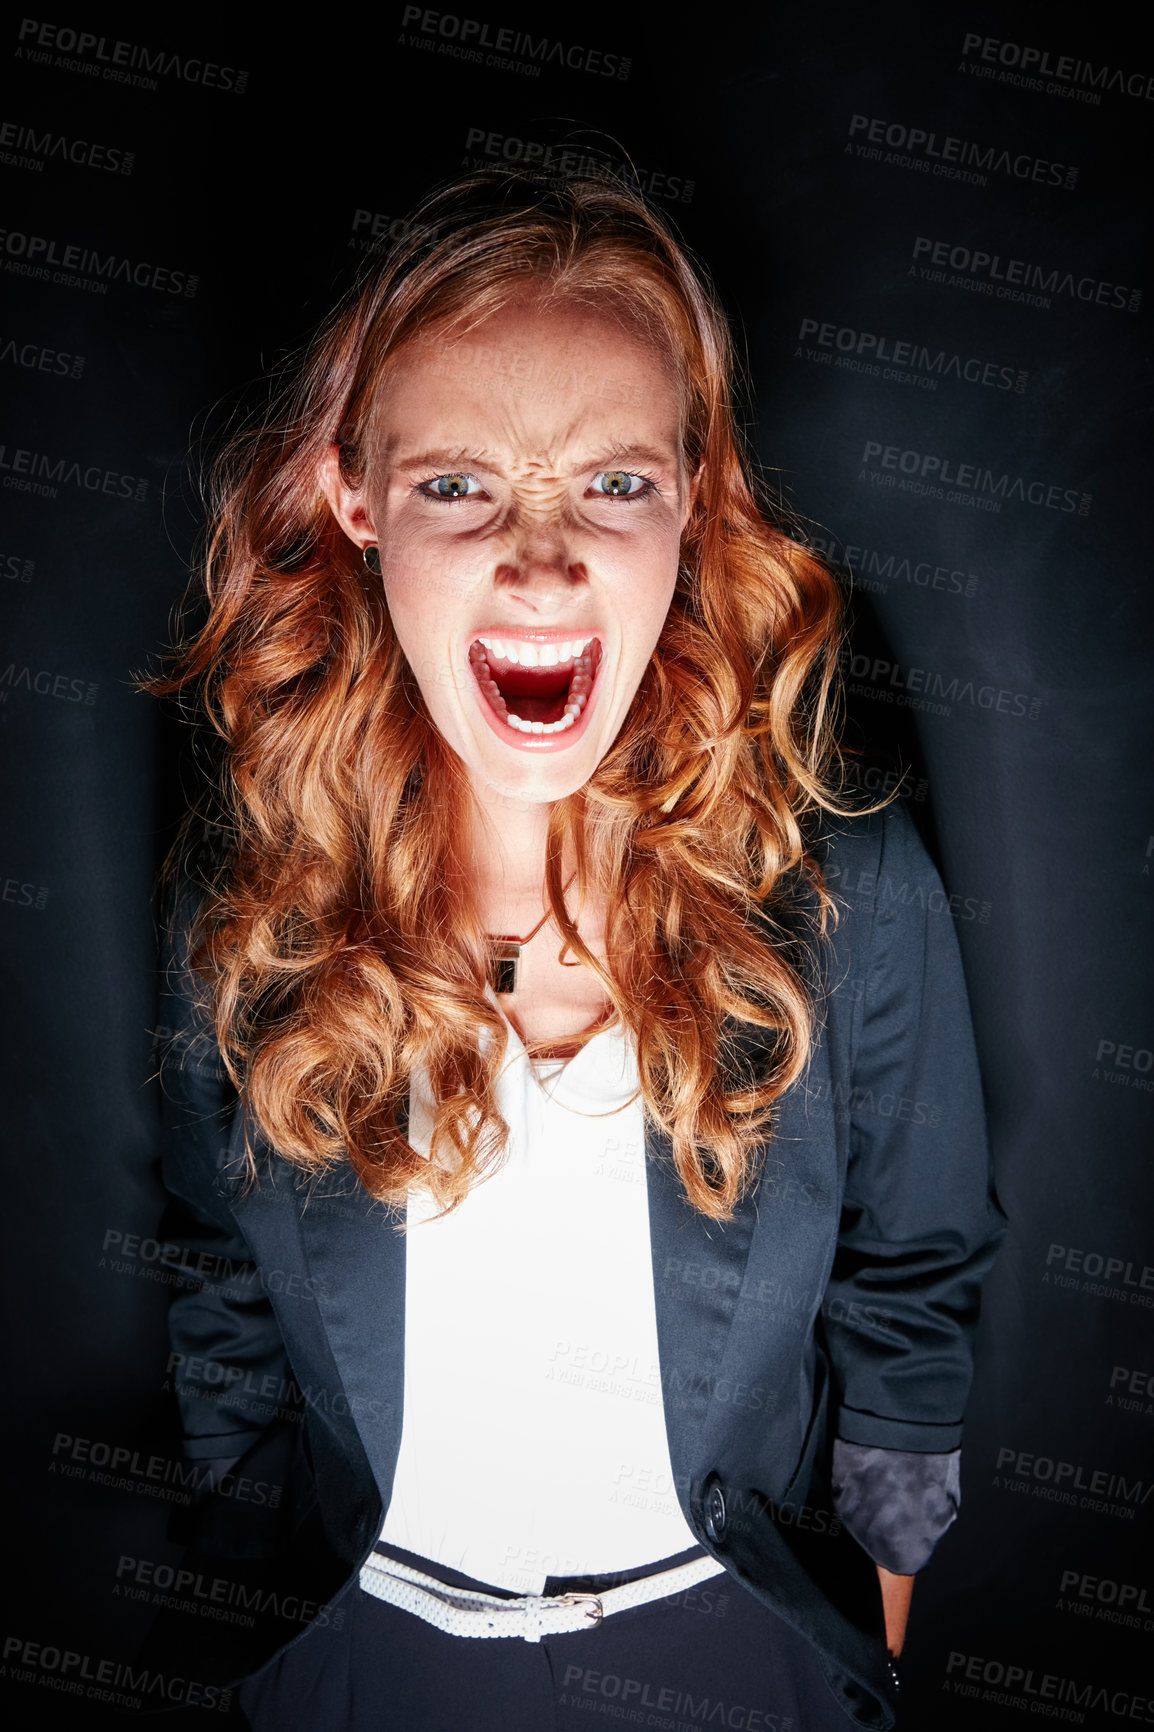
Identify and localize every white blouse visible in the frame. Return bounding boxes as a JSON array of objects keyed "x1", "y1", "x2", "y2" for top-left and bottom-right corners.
[{"x1": 378, "y1": 1004, "x2": 699, "y2": 1593}]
